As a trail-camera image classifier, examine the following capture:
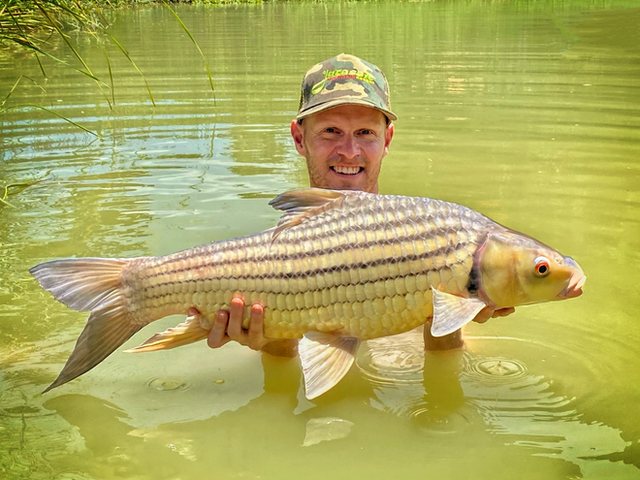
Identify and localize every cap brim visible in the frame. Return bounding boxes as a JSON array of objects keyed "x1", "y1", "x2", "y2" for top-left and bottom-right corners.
[{"x1": 297, "y1": 99, "x2": 398, "y2": 122}]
